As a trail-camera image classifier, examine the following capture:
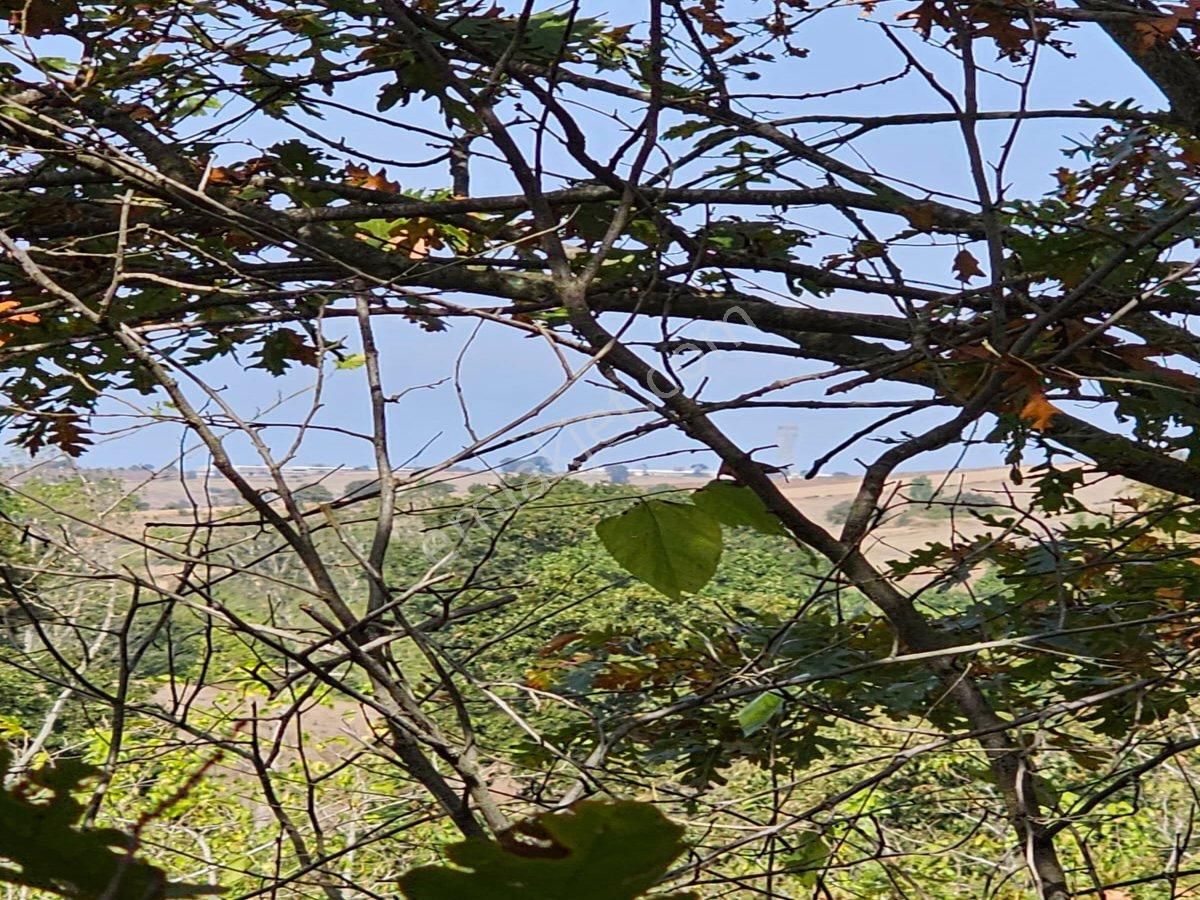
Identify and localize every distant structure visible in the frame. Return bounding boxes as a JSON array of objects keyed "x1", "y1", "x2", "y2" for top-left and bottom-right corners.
[
  {"x1": 776, "y1": 424, "x2": 799, "y2": 470},
  {"x1": 211, "y1": 464, "x2": 383, "y2": 476}
]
